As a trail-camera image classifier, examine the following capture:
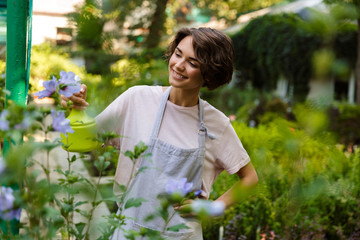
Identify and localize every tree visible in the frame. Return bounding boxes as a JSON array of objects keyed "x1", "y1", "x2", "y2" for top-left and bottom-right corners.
[
  {"x1": 68, "y1": 0, "x2": 118, "y2": 74},
  {"x1": 70, "y1": 0, "x2": 107, "y2": 51},
  {"x1": 102, "y1": 0, "x2": 167, "y2": 49},
  {"x1": 71, "y1": 0, "x2": 289, "y2": 54},
  {"x1": 192, "y1": 0, "x2": 284, "y2": 23},
  {"x1": 231, "y1": 12, "x2": 357, "y2": 102},
  {"x1": 145, "y1": 0, "x2": 170, "y2": 49},
  {"x1": 324, "y1": 0, "x2": 360, "y2": 104}
]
